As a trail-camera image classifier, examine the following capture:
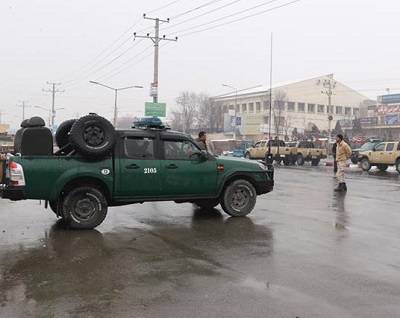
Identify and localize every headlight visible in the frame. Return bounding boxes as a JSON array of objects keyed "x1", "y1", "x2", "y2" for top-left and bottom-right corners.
[{"x1": 258, "y1": 162, "x2": 267, "y2": 170}]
